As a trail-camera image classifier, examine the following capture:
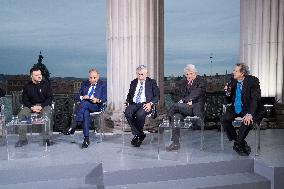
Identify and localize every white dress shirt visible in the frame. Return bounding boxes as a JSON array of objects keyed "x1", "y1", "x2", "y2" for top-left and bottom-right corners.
[{"x1": 133, "y1": 80, "x2": 146, "y2": 103}]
